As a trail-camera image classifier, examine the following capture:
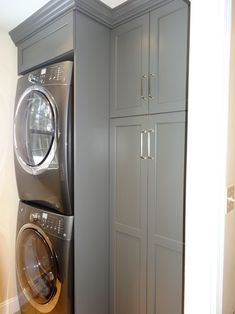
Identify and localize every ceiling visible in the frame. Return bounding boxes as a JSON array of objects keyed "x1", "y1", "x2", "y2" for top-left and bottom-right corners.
[{"x1": 0, "y1": 0, "x2": 127, "y2": 32}]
